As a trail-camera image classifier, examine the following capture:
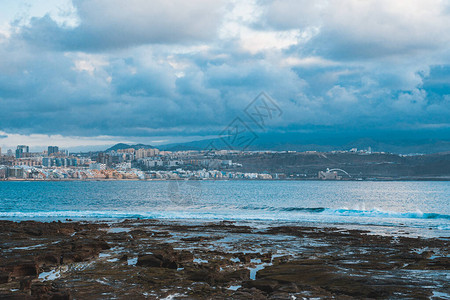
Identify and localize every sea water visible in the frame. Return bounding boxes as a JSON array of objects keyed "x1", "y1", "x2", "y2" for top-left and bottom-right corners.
[{"x1": 0, "y1": 180, "x2": 449, "y2": 237}]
